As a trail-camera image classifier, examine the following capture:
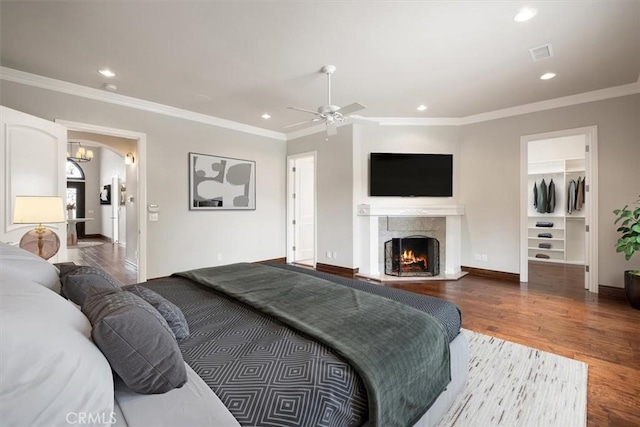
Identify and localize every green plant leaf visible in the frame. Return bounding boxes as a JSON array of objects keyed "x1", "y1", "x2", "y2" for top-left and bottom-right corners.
[{"x1": 632, "y1": 224, "x2": 640, "y2": 233}]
